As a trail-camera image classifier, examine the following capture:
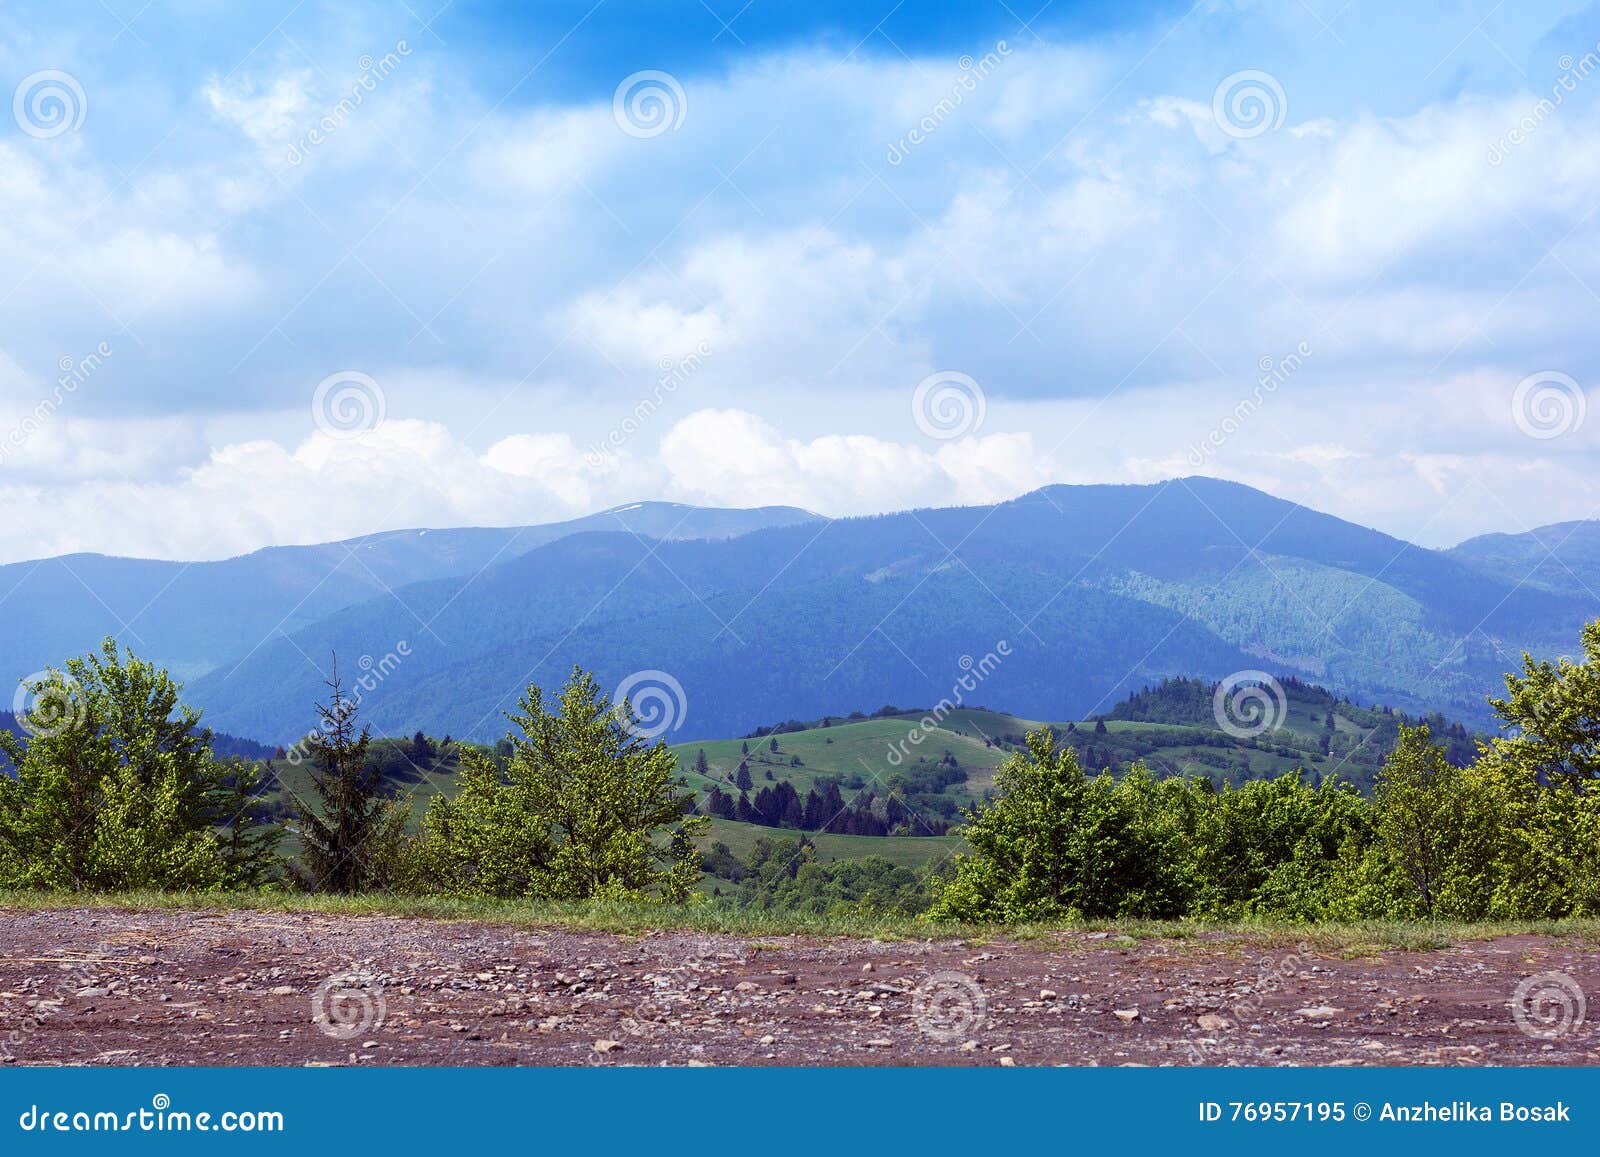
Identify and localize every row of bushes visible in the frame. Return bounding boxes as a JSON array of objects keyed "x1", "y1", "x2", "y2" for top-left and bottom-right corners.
[
  {"x1": 5, "y1": 619, "x2": 1600, "y2": 924},
  {"x1": 933, "y1": 620, "x2": 1600, "y2": 922},
  {"x1": 0, "y1": 642, "x2": 702, "y2": 901}
]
